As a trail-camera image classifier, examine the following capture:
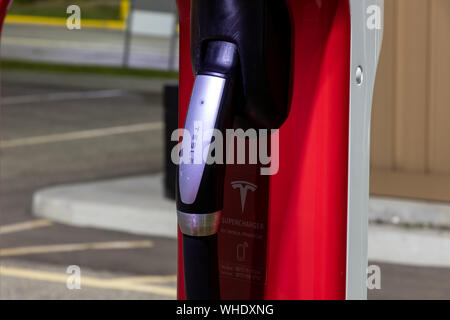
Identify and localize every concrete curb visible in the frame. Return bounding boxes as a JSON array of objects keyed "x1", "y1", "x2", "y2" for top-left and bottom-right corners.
[
  {"x1": 369, "y1": 224, "x2": 450, "y2": 268},
  {"x1": 32, "y1": 174, "x2": 176, "y2": 238},
  {"x1": 32, "y1": 174, "x2": 450, "y2": 267},
  {"x1": 369, "y1": 196, "x2": 450, "y2": 229}
]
